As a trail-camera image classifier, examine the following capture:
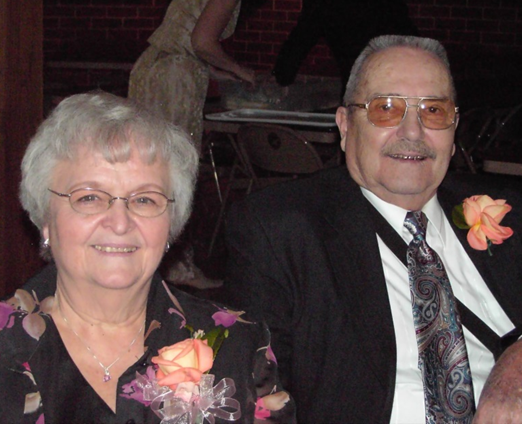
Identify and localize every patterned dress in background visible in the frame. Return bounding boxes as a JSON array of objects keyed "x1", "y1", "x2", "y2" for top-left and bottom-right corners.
[{"x1": 128, "y1": 0, "x2": 241, "y2": 152}]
